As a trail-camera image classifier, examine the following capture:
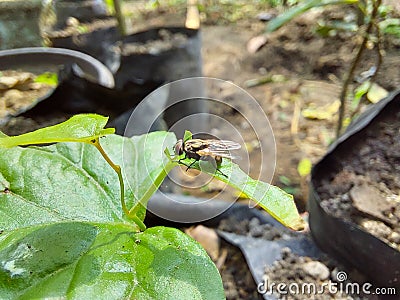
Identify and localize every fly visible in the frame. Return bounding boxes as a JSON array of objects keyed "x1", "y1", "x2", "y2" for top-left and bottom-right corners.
[{"x1": 174, "y1": 138, "x2": 241, "y2": 177}]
